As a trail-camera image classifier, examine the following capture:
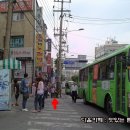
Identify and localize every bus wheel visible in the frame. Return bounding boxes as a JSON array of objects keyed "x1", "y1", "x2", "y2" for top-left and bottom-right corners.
[
  {"x1": 83, "y1": 93, "x2": 87, "y2": 105},
  {"x1": 105, "y1": 96, "x2": 113, "y2": 116}
]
